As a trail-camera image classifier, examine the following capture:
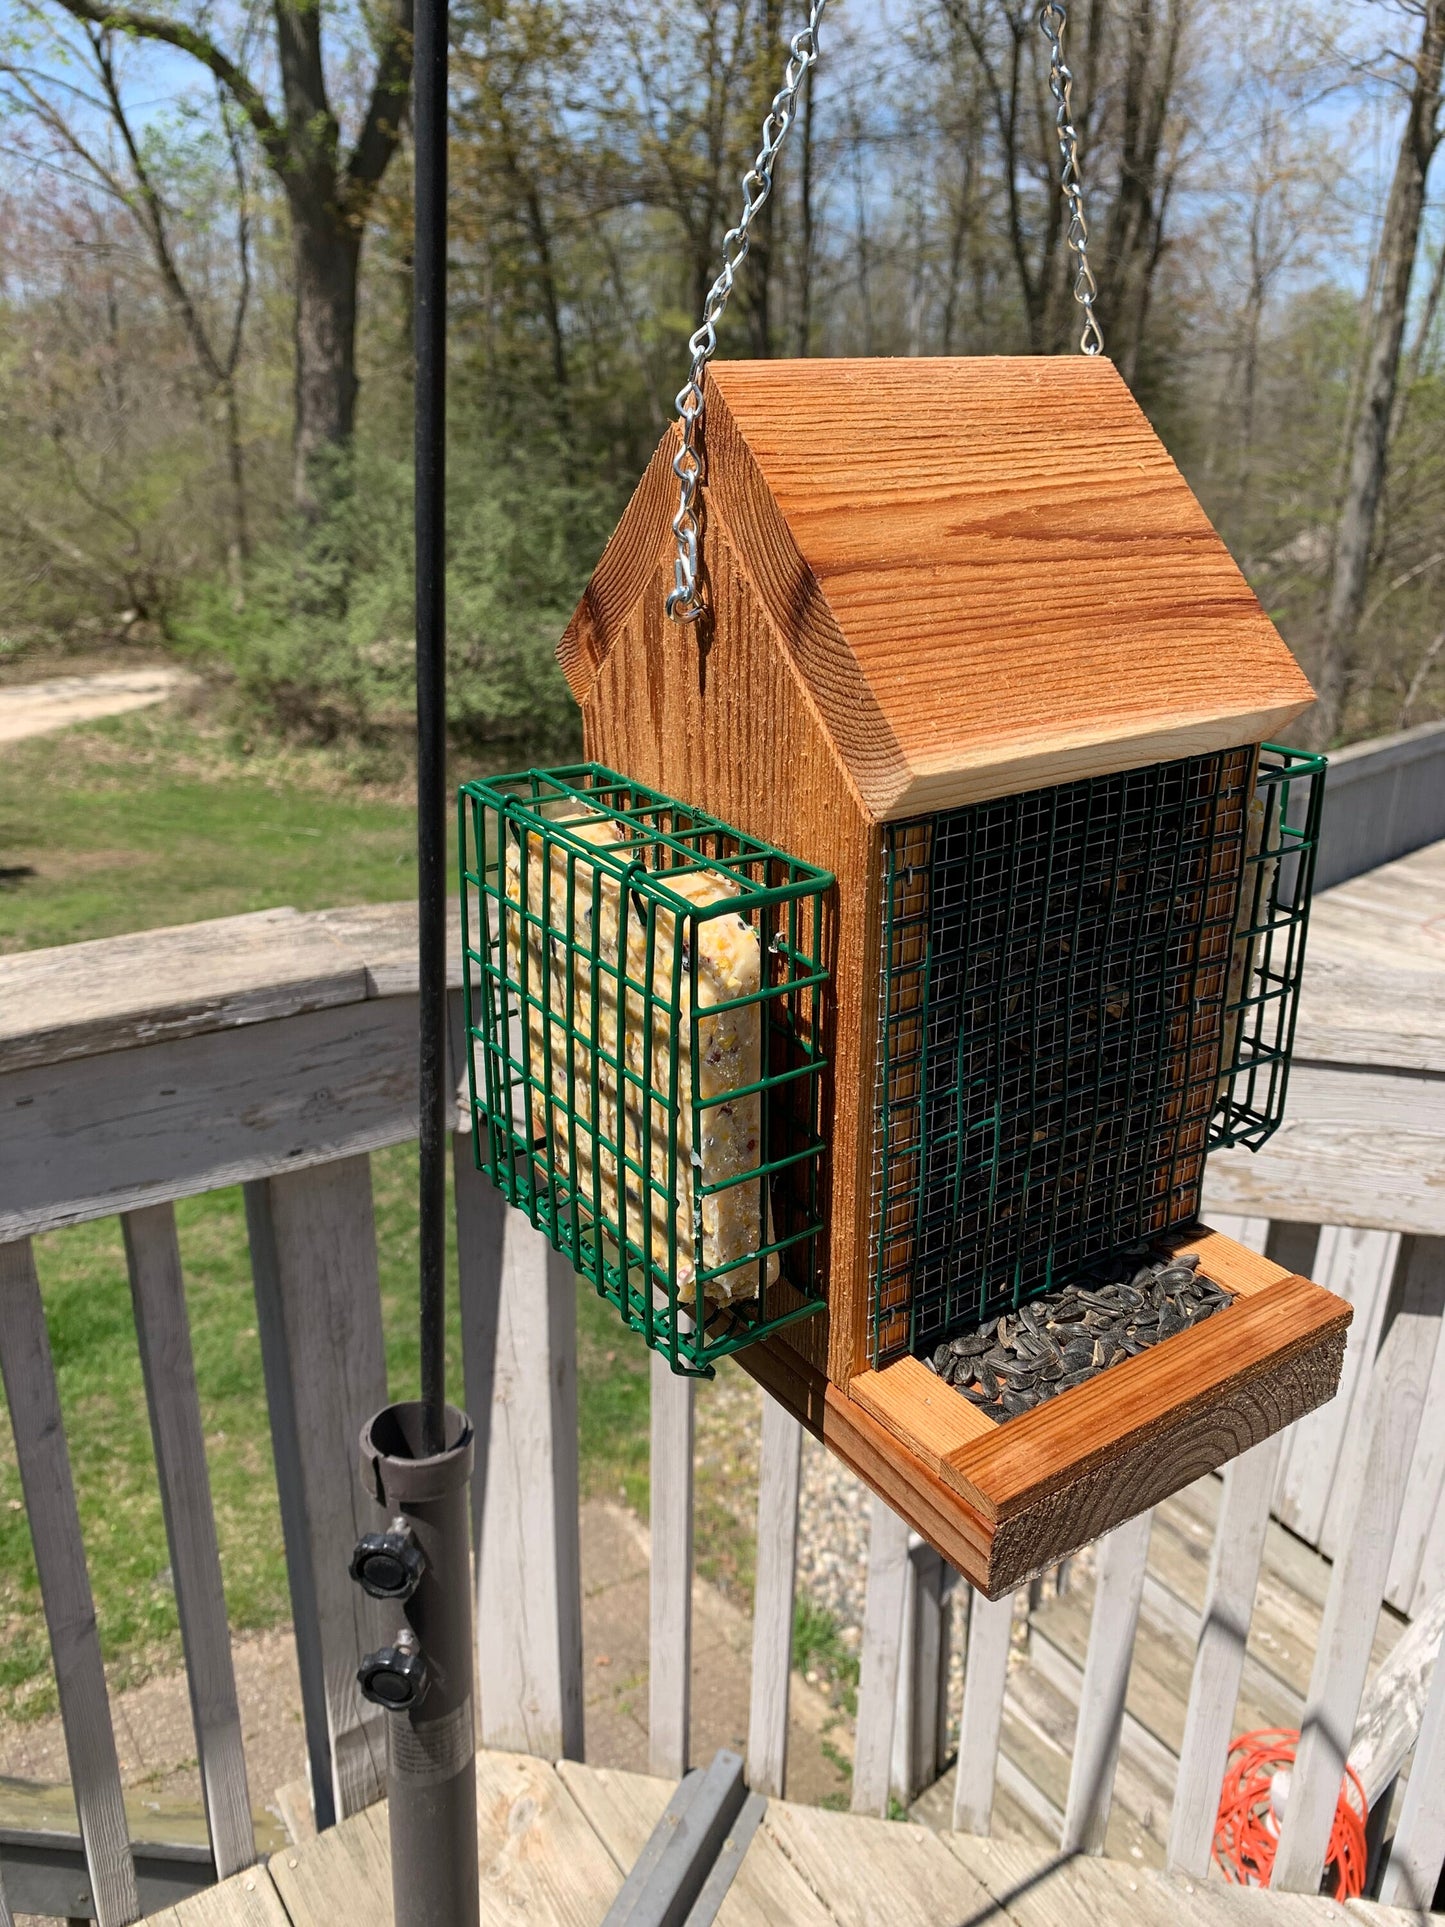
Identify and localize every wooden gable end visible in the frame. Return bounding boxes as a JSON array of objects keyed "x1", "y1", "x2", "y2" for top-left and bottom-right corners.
[{"x1": 563, "y1": 450, "x2": 883, "y2": 1385}]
